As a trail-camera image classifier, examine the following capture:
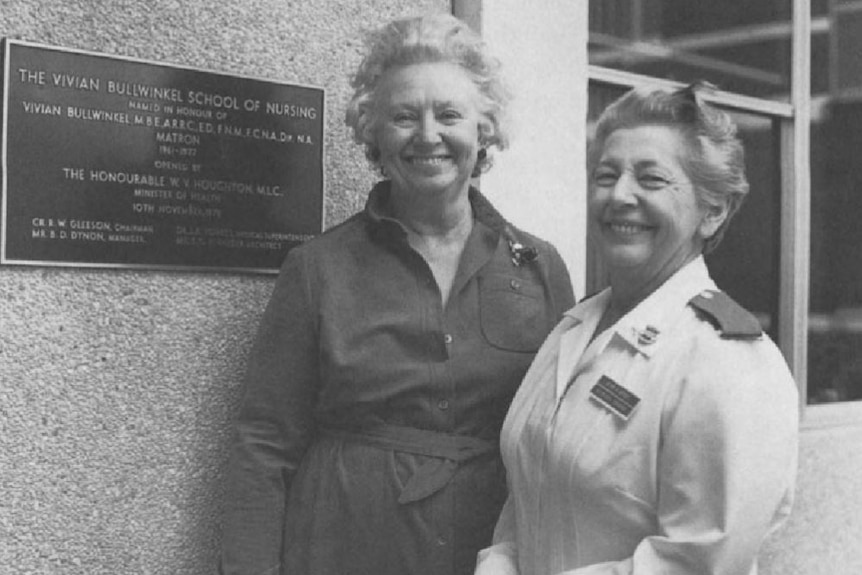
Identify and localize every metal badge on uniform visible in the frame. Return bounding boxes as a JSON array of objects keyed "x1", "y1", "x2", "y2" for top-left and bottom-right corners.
[
  {"x1": 636, "y1": 325, "x2": 660, "y2": 346},
  {"x1": 590, "y1": 375, "x2": 641, "y2": 421}
]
